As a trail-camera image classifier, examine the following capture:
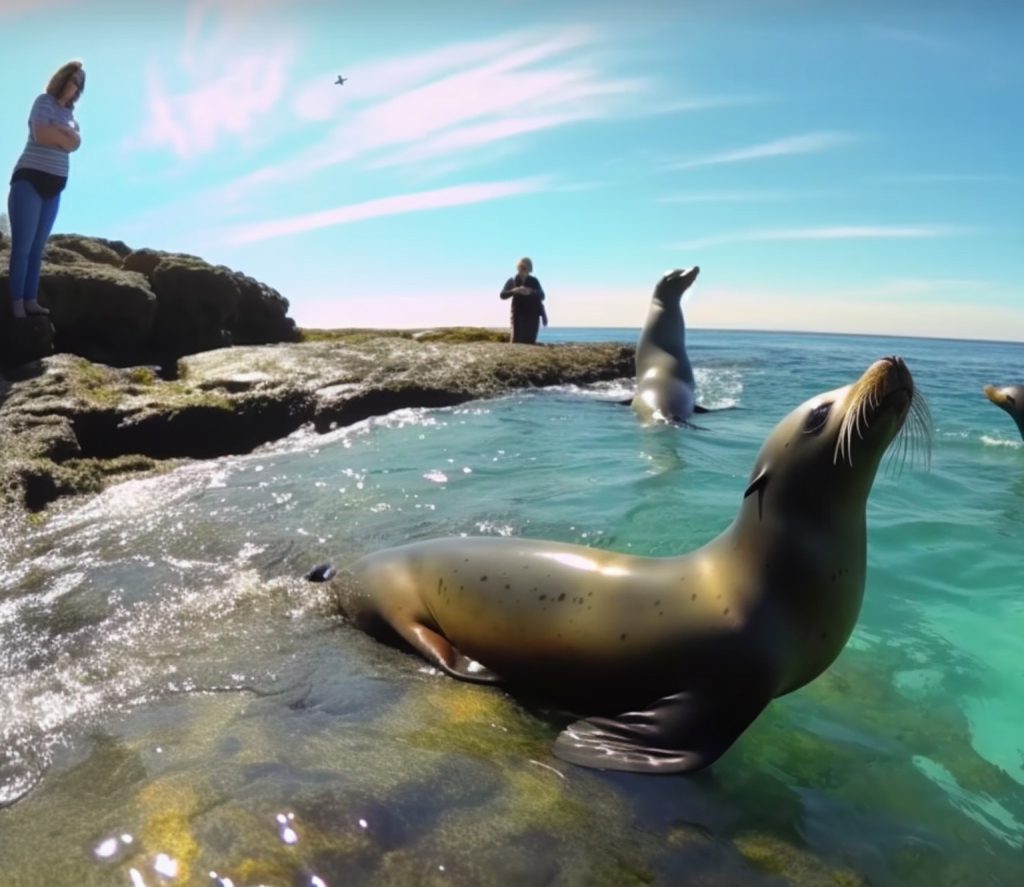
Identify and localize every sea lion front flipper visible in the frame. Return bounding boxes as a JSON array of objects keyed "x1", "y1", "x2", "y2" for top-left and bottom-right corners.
[
  {"x1": 551, "y1": 686, "x2": 771, "y2": 774},
  {"x1": 305, "y1": 562, "x2": 336, "y2": 582},
  {"x1": 398, "y1": 621, "x2": 504, "y2": 685},
  {"x1": 693, "y1": 405, "x2": 739, "y2": 414}
]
